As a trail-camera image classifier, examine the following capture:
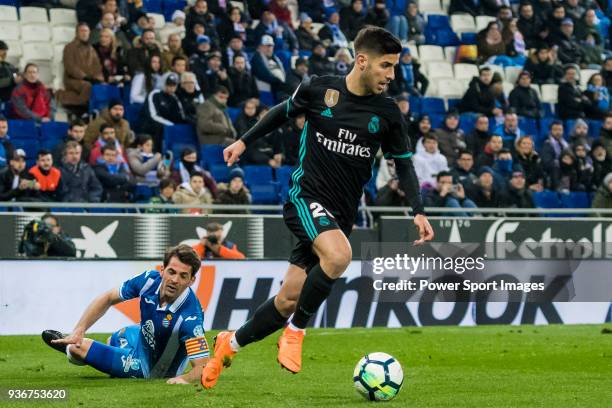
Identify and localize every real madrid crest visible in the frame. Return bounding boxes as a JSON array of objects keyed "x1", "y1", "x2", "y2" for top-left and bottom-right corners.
[{"x1": 324, "y1": 89, "x2": 339, "y2": 108}]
